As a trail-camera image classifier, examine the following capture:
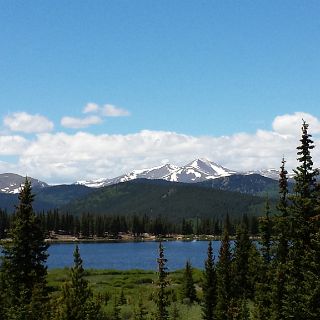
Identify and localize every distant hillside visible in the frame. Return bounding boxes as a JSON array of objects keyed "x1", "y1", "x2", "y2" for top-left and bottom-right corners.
[
  {"x1": 197, "y1": 174, "x2": 287, "y2": 198},
  {"x1": 62, "y1": 179, "x2": 273, "y2": 220},
  {"x1": 0, "y1": 184, "x2": 93, "y2": 213}
]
